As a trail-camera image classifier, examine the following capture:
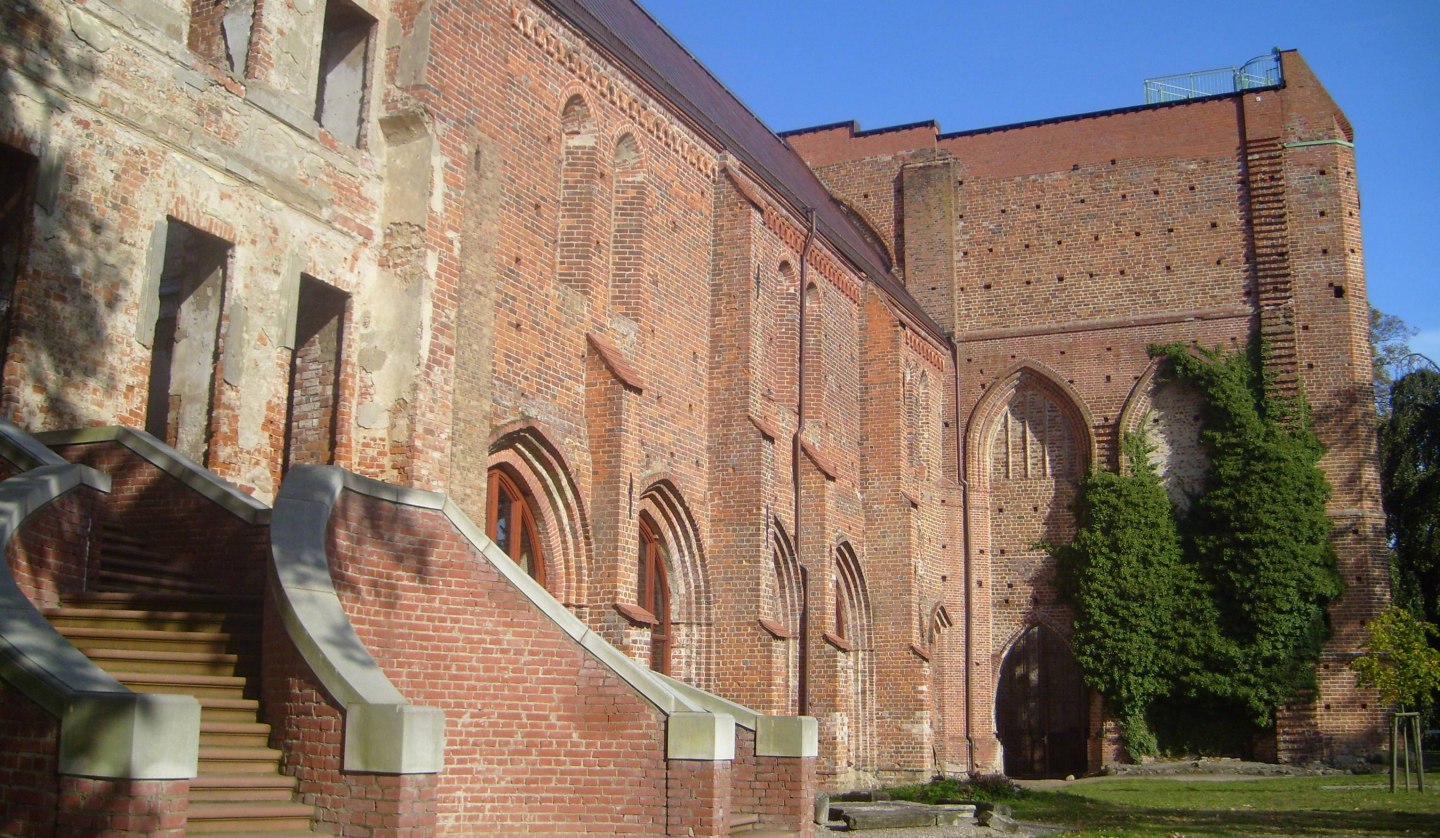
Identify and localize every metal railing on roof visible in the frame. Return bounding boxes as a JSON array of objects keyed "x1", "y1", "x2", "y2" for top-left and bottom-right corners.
[{"x1": 1143, "y1": 50, "x2": 1282, "y2": 104}]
